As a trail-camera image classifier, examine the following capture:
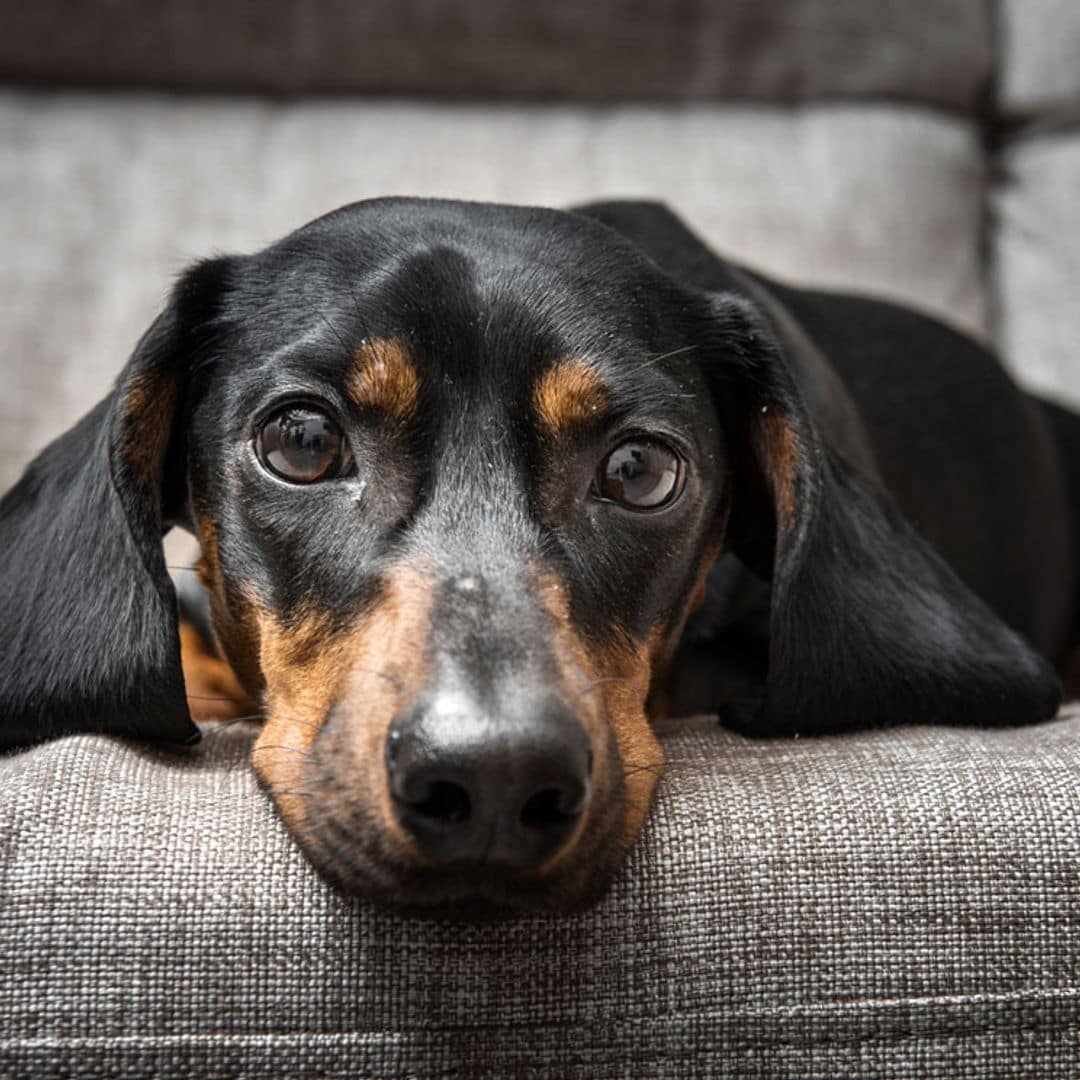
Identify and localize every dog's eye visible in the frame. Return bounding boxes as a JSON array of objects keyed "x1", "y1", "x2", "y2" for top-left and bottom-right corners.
[
  {"x1": 255, "y1": 407, "x2": 353, "y2": 483},
  {"x1": 595, "y1": 439, "x2": 685, "y2": 510}
]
